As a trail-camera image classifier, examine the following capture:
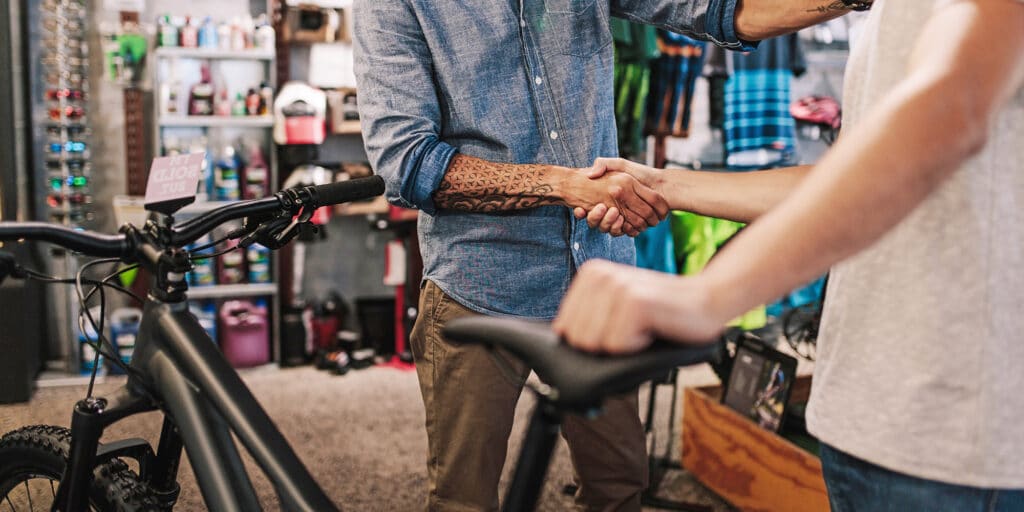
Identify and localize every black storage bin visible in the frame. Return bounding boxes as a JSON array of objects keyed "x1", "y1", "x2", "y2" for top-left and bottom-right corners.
[{"x1": 356, "y1": 297, "x2": 395, "y2": 356}]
